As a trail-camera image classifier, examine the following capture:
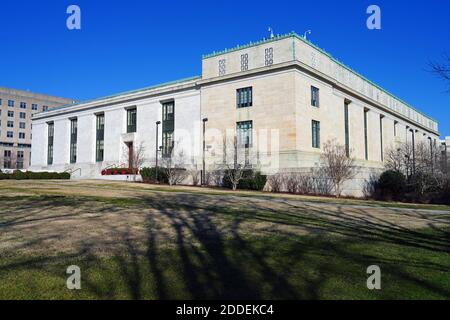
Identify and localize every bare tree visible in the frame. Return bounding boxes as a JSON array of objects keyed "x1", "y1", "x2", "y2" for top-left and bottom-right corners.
[
  {"x1": 319, "y1": 139, "x2": 356, "y2": 197},
  {"x1": 429, "y1": 52, "x2": 450, "y2": 92},
  {"x1": 384, "y1": 140, "x2": 447, "y2": 198},
  {"x1": 160, "y1": 141, "x2": 188, "y2": 186},
  {"x1": 385, "y1": 142, "x2": 414, "y2": 176},
  {"x1": 221, "y1": 135, "x2": 247, "y2": 191}
]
